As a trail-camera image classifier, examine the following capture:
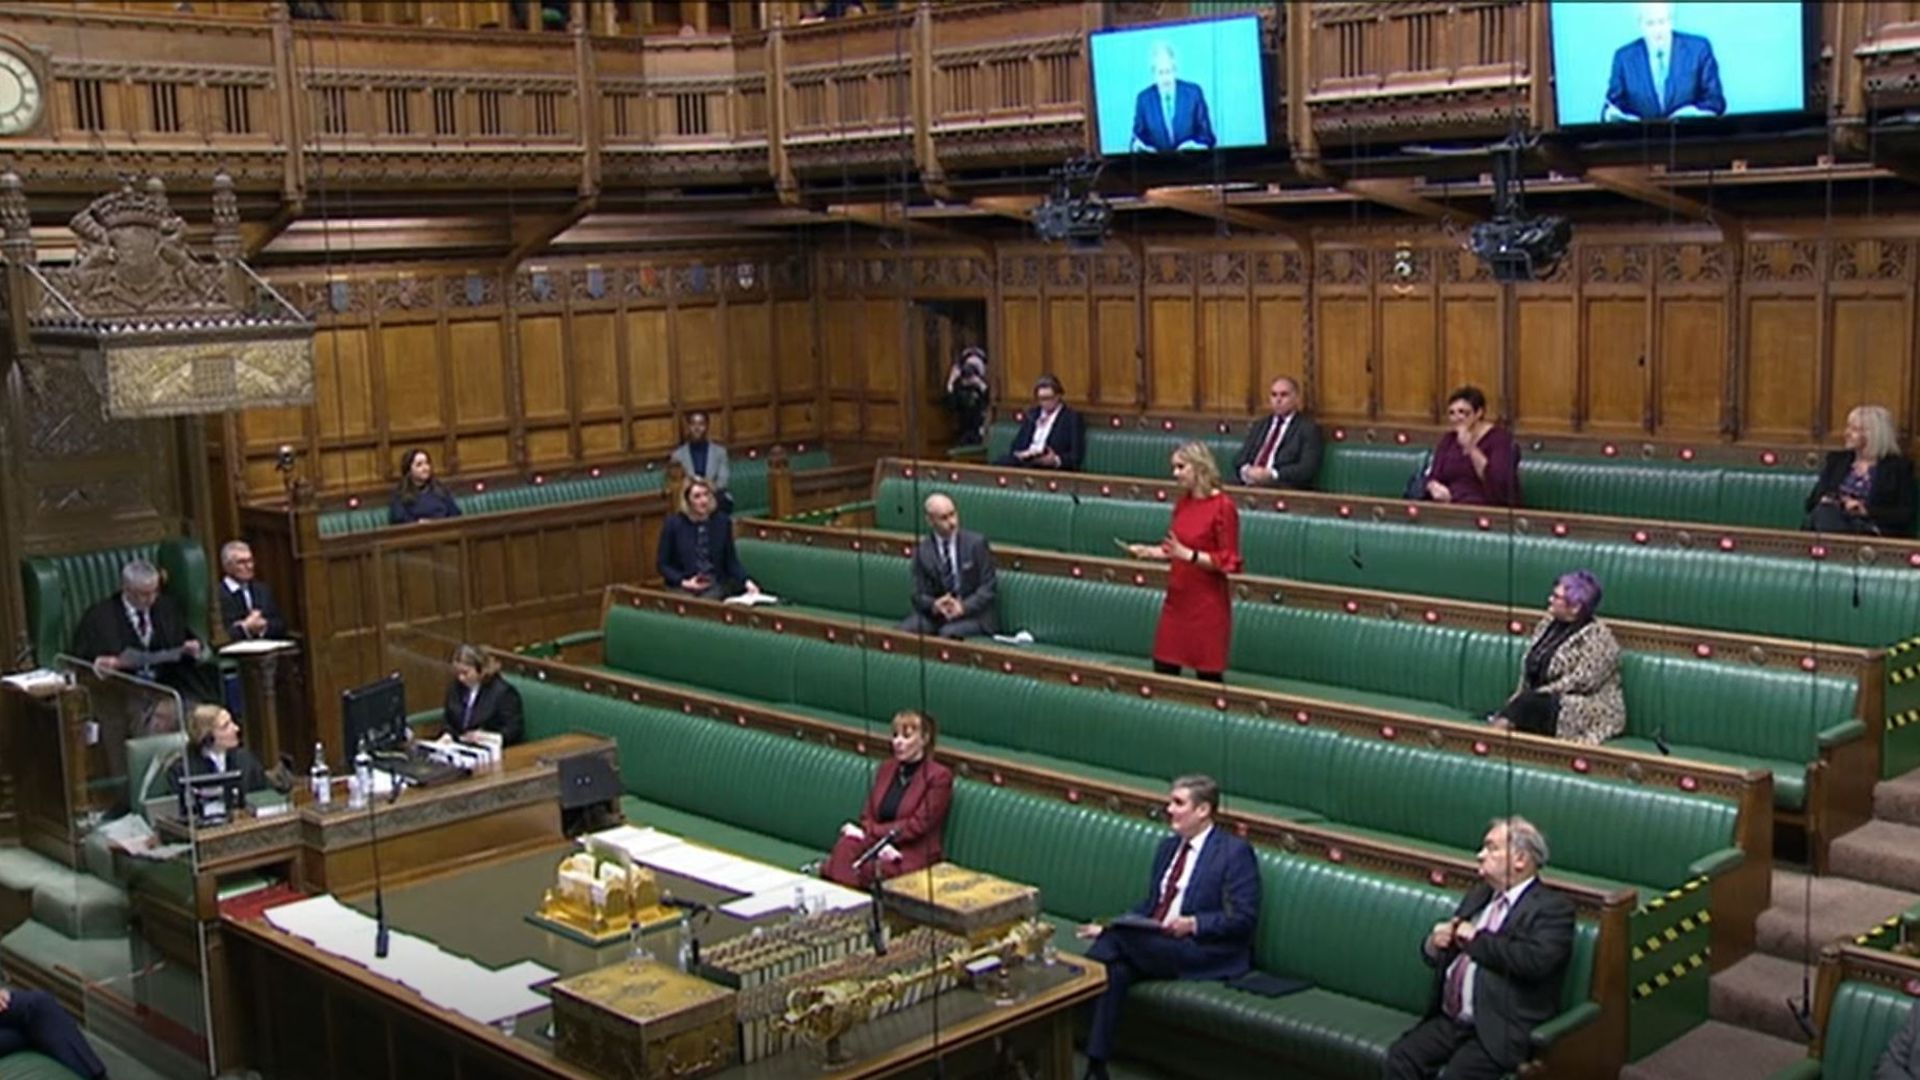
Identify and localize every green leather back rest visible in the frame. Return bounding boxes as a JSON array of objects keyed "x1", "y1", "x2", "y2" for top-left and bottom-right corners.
[
  {"x1": 1820, "y1": 981, "x2": 1917, "y2": 1079},
  {"x1": 0, "y1": 1051, "x2": 88, "y2": 1080},
  {"x1": 1317, "y1": 445, "x2": 1430, "y2": 496},
  {"x1": 598, "y1": 605, "x2": 1737, "y2": 891},
  {"x1": 734, "y1": 538, "x2": 1856, "y2": 774},
  {"x1": 314, "y1": 451, "x2": 834, "y2": 538},
  {"x1": 518, "y1": 672, "x2": 1589, "y2": 1020},
  {"x1": 1620, "y1": 654, "x2": 1855, "y2": 762},
  {"x1": 603, "y1": 604, "x2": 798, "y2": 703},
  {"x1": 1069, "y1": 497, "x2": 1172, "y2": 558},
  {"x1": 21, "y1": 538, "x2": 209, "y2": 666},
  {"x1": 1324, "y1": 738, "x2": 1737, "y2": 889},
  {"x1": 1522, "y1": 457, "x2": 1721, "y2": 523},
  {"x1": 1718, "y1": 467, "x2": 1820, "y2": 531},
  {"x1": 127, "y1": 731, "x2": 188, "y2": 817}
]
